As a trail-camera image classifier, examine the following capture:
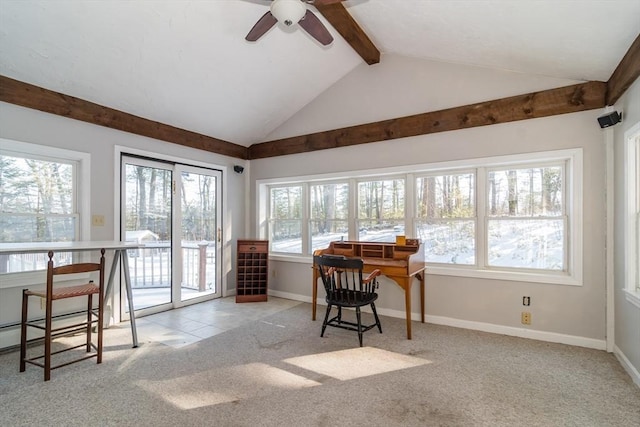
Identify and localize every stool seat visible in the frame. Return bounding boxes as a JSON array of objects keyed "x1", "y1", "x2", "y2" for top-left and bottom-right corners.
[{"x1": 26, "y1": 282, "x2": 100, "y2": 300}]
